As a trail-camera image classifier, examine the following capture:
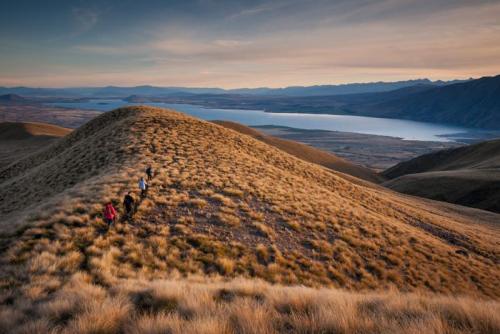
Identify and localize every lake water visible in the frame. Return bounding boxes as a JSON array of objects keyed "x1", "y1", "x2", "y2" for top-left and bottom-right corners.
[{"x1": 50, "y1": 99, "x2": 474, "y2": 142}]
